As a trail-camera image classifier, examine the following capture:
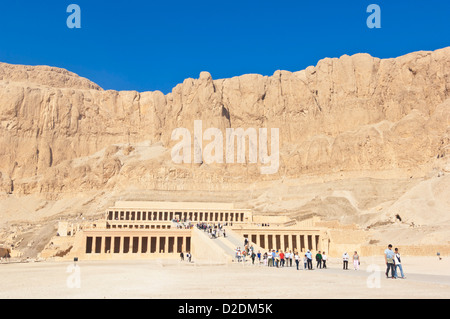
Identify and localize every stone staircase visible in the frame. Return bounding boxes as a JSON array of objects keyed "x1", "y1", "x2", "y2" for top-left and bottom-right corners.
[
  {"x1": 193, "y1": 226, "x2": 266, "y2": 263},
  {"x1": 195, "y1": 227, "x2": 236, "y2": 258}
]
